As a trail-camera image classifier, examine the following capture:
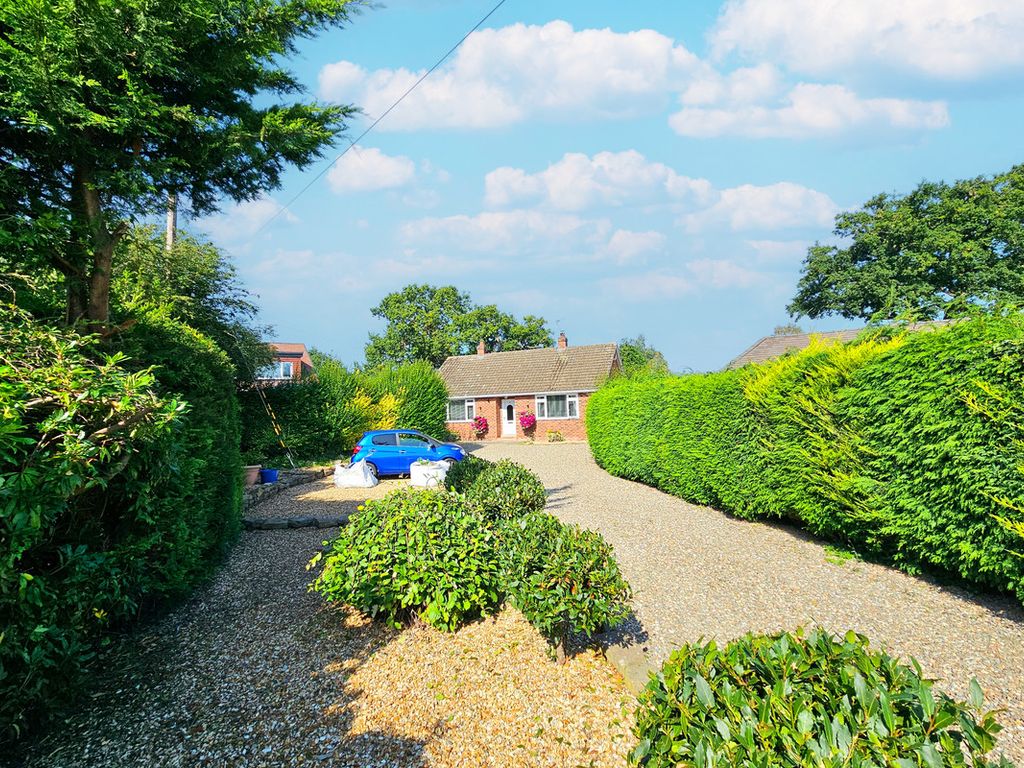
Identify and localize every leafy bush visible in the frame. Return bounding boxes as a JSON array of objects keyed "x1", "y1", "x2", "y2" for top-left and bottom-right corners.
[
  {"x1": 444, "y1": 454, "x2": 493, "y2": 493},
  {"x1": 239, "y1": 358, "x2": 449, "y2": 463},
  {"x1": 588, "y1": 315, "x2": 1024, "y2": 601},
  {"x1": 500, "y1": 512, "x2": 631, "y2": 661},
  {"x1": 0, "y1": 308, "x2": 180, "y2": 737},
  {"x1": 630, "y1": 628, "x2": 1013, "y2": 767},
  {"x1": 310, "y1": 488, "x2": 502, "y2": 631},
  {"x1": 465, "y1": 459, "x2": 547, "y2": 520},
  {"x1": 360, "y1": 360, "x2": 449, "y2": 439}
]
